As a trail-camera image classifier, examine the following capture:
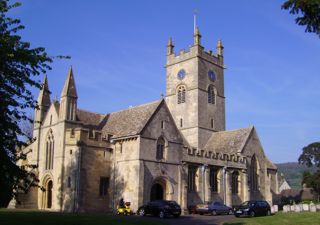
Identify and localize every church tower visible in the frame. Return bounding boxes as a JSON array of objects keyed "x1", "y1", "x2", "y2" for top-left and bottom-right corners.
[
  {"x1": 59, "y1": 66, "x2": 78, "y2": 121},
  {"x1": 165, "y1": 28, "x2": 225, "y2": 149}
]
